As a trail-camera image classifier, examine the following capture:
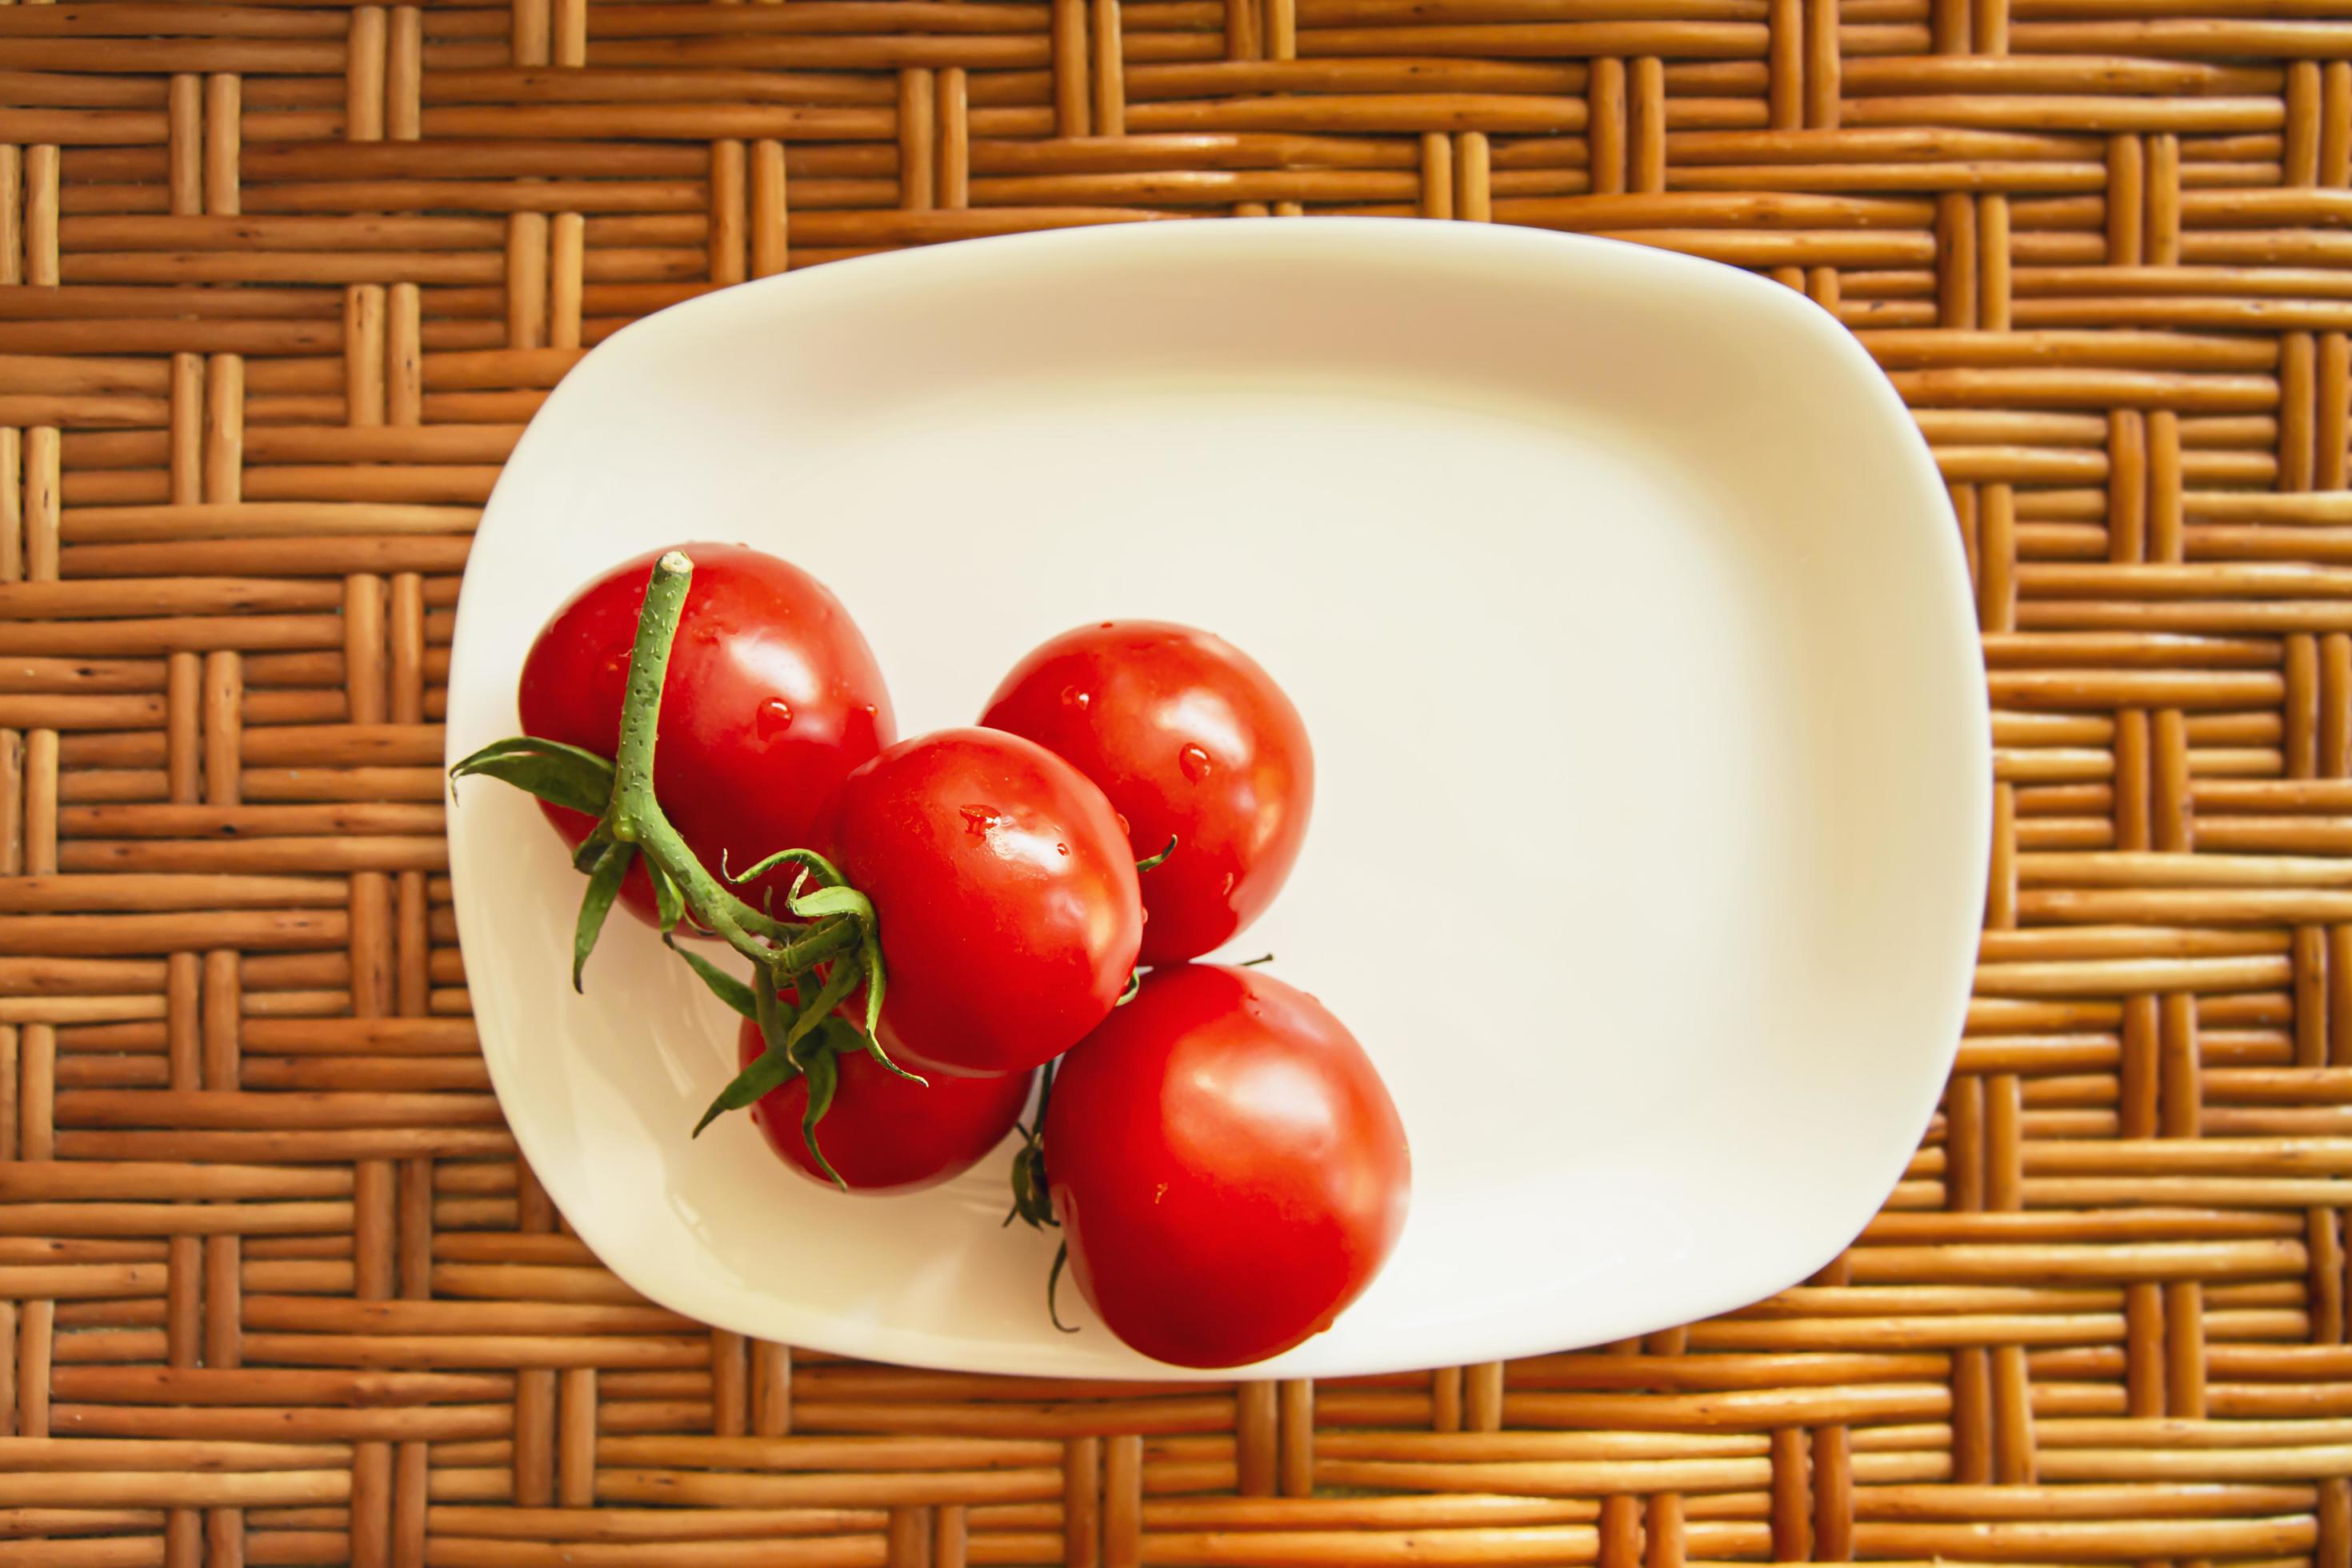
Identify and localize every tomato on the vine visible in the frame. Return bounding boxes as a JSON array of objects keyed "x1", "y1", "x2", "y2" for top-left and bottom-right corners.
[
  {"x1": 735, "y1": 1016, "x2": 1033, "y2": 1194},
  {"x1": 516, "y1": 543, "x2": 894, "y2": 926},
  {"x1": 823, "y1": 728, "x2": 1142, "y2": 1078},
  {"x1": 1042, "y1": 963, "x2": 1408, "y2": 1368},
  {"x1": 981, "y1": 621, "x2": 1311, "y2": 964}
]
